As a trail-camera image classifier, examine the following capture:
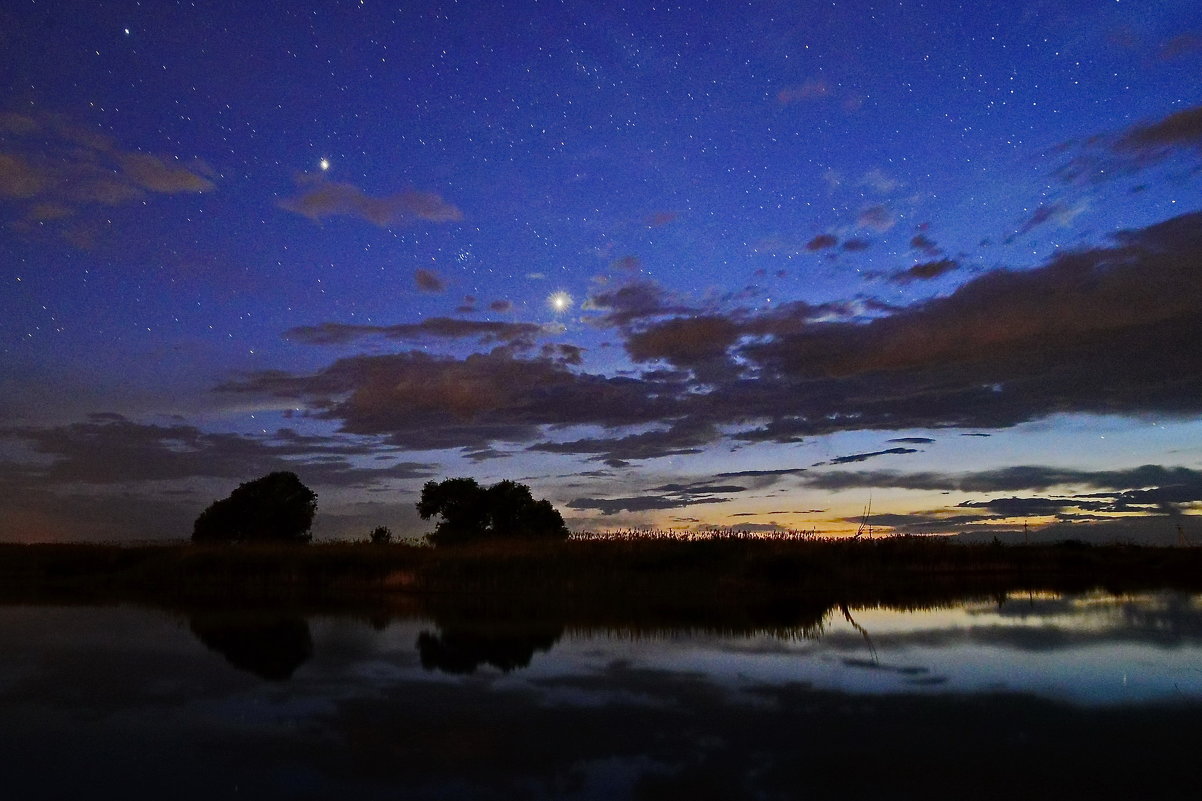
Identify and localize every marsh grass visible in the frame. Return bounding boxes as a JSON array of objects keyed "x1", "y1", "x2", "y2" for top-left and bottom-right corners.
[
  {"x1": 2, "y1": 535, "x2": 1201, "y2": 609},
  {"x1": 5, "y1": 536, "x2": 1202, "y2": 637}
]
